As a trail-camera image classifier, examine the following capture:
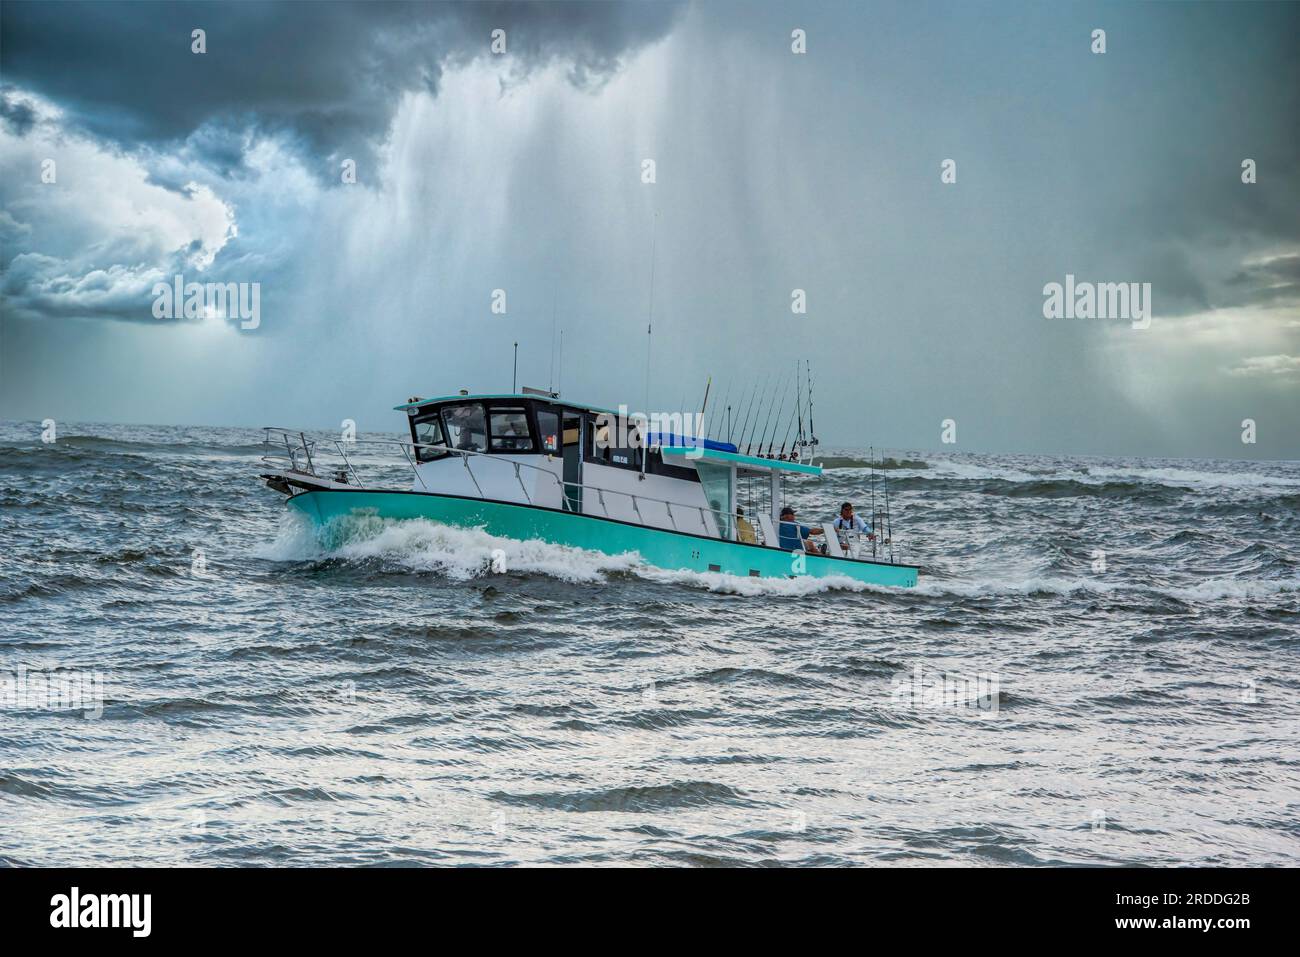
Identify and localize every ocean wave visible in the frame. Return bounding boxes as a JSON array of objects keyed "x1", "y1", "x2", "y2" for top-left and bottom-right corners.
[
  {"x1": 489, "y1": 780, "x2": 758, "y2": 813},
  {"x1": 918, "y1": 460, "x2": 1300, "y2": 492},
  {"x1": 1082, "y1": 464, "x2": 1300, "y2": 490},
  {"x1": 826, "y1": 456, "x2": 1300, "y2": 493},
  {"x1": 819, "y1": 455, "x2": 928, "y2": 470},
  {"x1": 914, "y1": 575, "x2": 1300, "y2": 602},
  {"x1": 256, "y1": 514, "x2": 640, "y2": 583}
]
